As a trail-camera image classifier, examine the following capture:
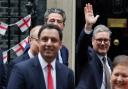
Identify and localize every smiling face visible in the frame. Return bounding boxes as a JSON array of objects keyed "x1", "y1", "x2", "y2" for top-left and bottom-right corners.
[
  {"x1": 111, "y1": 64, "x2": 128, "y2": 89},
  {"x1": 92, "y1": 31, "x2": 110, "y2": 56},
  {"x1": 38, "y1": 28, "x2": 62, "y2": 63}
]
